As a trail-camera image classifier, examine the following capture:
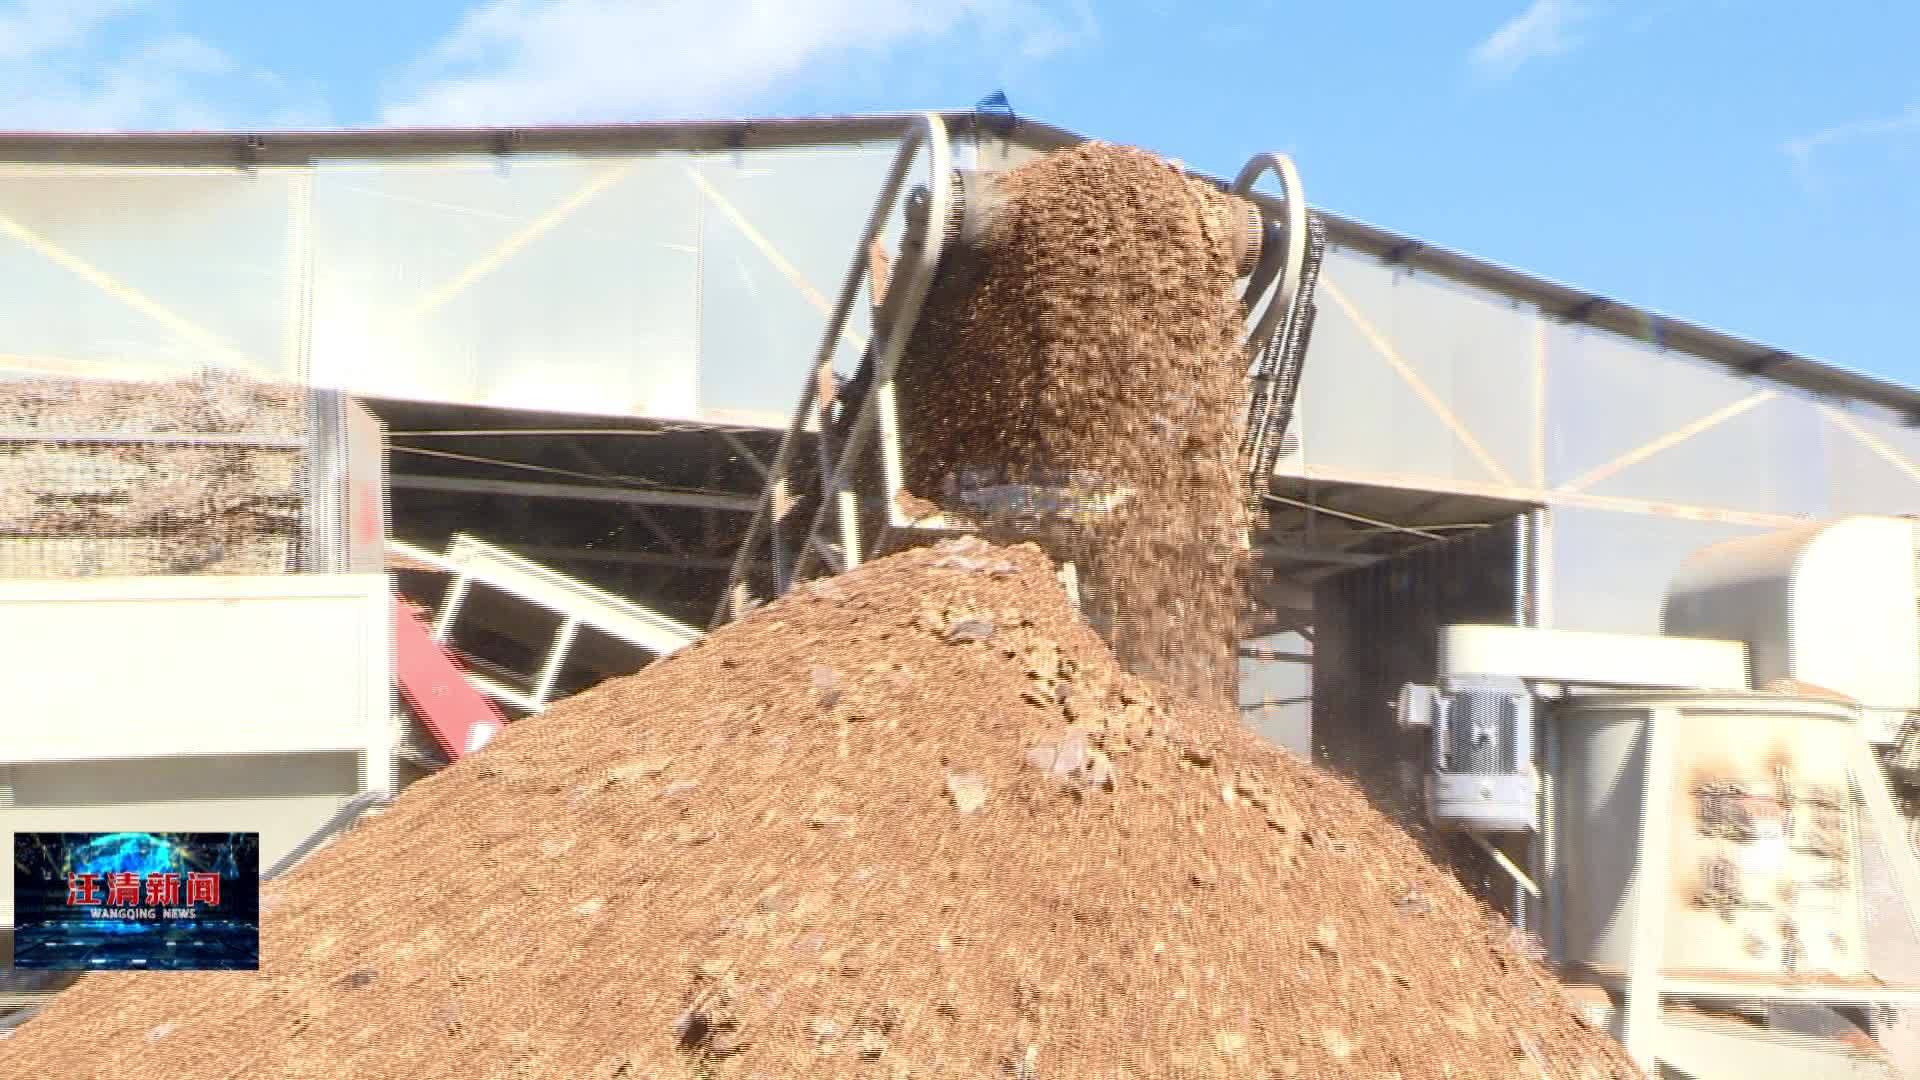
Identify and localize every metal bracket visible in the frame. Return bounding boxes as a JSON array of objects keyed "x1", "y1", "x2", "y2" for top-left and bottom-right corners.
[
  {"x1": 1396, "y1": 682, "x2": 1444, "y2": 731},
  {"x1": 235, "y1": 135, "x2": 265, "y2": 174}
]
